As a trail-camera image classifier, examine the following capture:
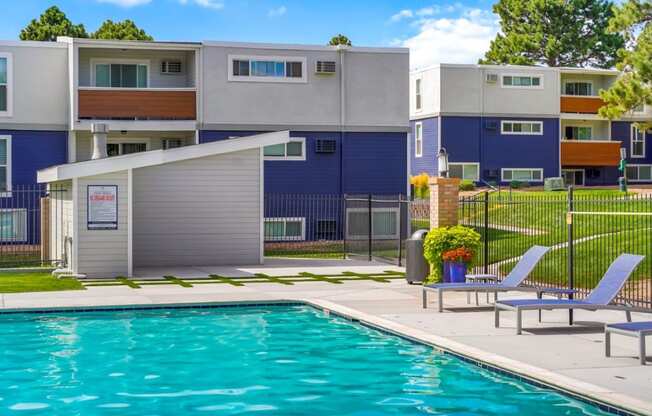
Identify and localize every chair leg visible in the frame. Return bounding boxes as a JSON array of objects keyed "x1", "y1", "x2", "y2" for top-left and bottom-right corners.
[
  {"x1": 475, "y1": 291, "x2": 479, "y2": 306},
  {"x1": 605, "y1": 331, "x2": 611, "y2": 357},
  {"x1": 422, "y1": 289, "x2": 427, "y2": 309},
  {"x1": 640, "y1": 334, "x2": 646, "y2": 366},
  {"x1": 494, "y1": 307, "x2": 500, "y2": 328},
  {"x1": 626, "y1": 310, "x2": 632, "y2": 322},
  {"x1": 486, "y1": 291, "x2": 489, "y2": 304},
  {"x1": 438, "y1": 290, "x2": 444, "y2": 313},
  {"x1": 494, "y1": 291, "x2": 498, "y2": 302},
  {"x1": 537, "y1": 291, "x2": 542, "y2": 323},
  {"x1": 516, "y1": 309, "x2": 522, "y2": 335},
  {"x1": 466, "y1": 292, "x2": 470, "y2": 304}
]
